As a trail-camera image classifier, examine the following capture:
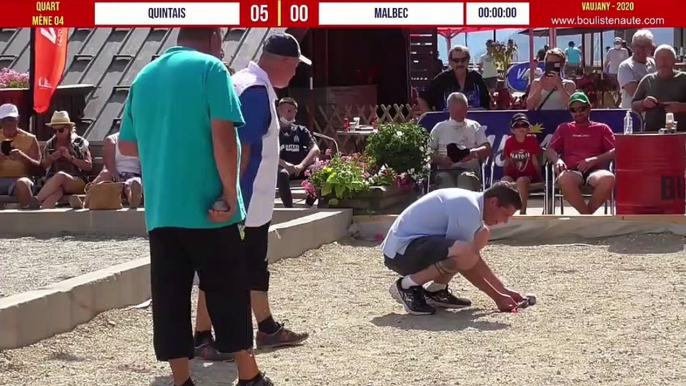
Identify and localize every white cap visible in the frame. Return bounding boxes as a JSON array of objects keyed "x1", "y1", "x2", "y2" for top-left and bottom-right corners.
[{"x1": 0, "y1": 103, "x2": 19, "y2": 120}]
